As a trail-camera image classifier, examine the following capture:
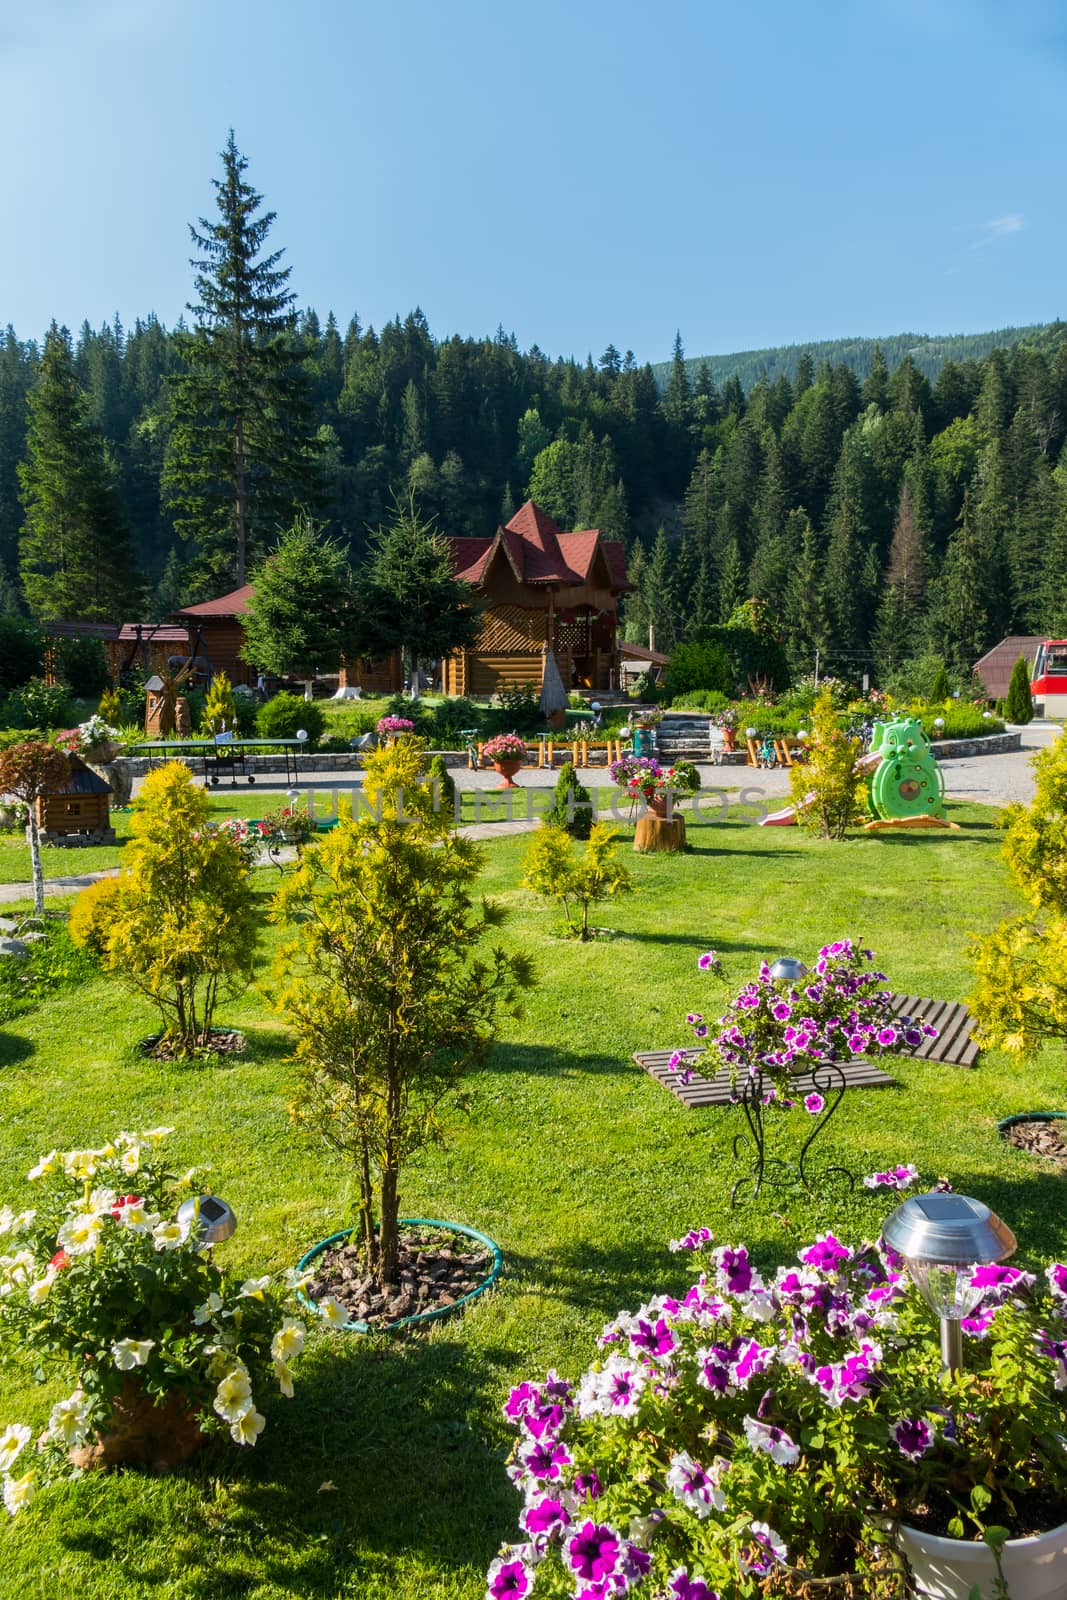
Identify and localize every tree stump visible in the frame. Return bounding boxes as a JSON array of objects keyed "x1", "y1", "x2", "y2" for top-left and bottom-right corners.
[{"x1": 633, "y1": 814, "x2": 686, "y2": 852}]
